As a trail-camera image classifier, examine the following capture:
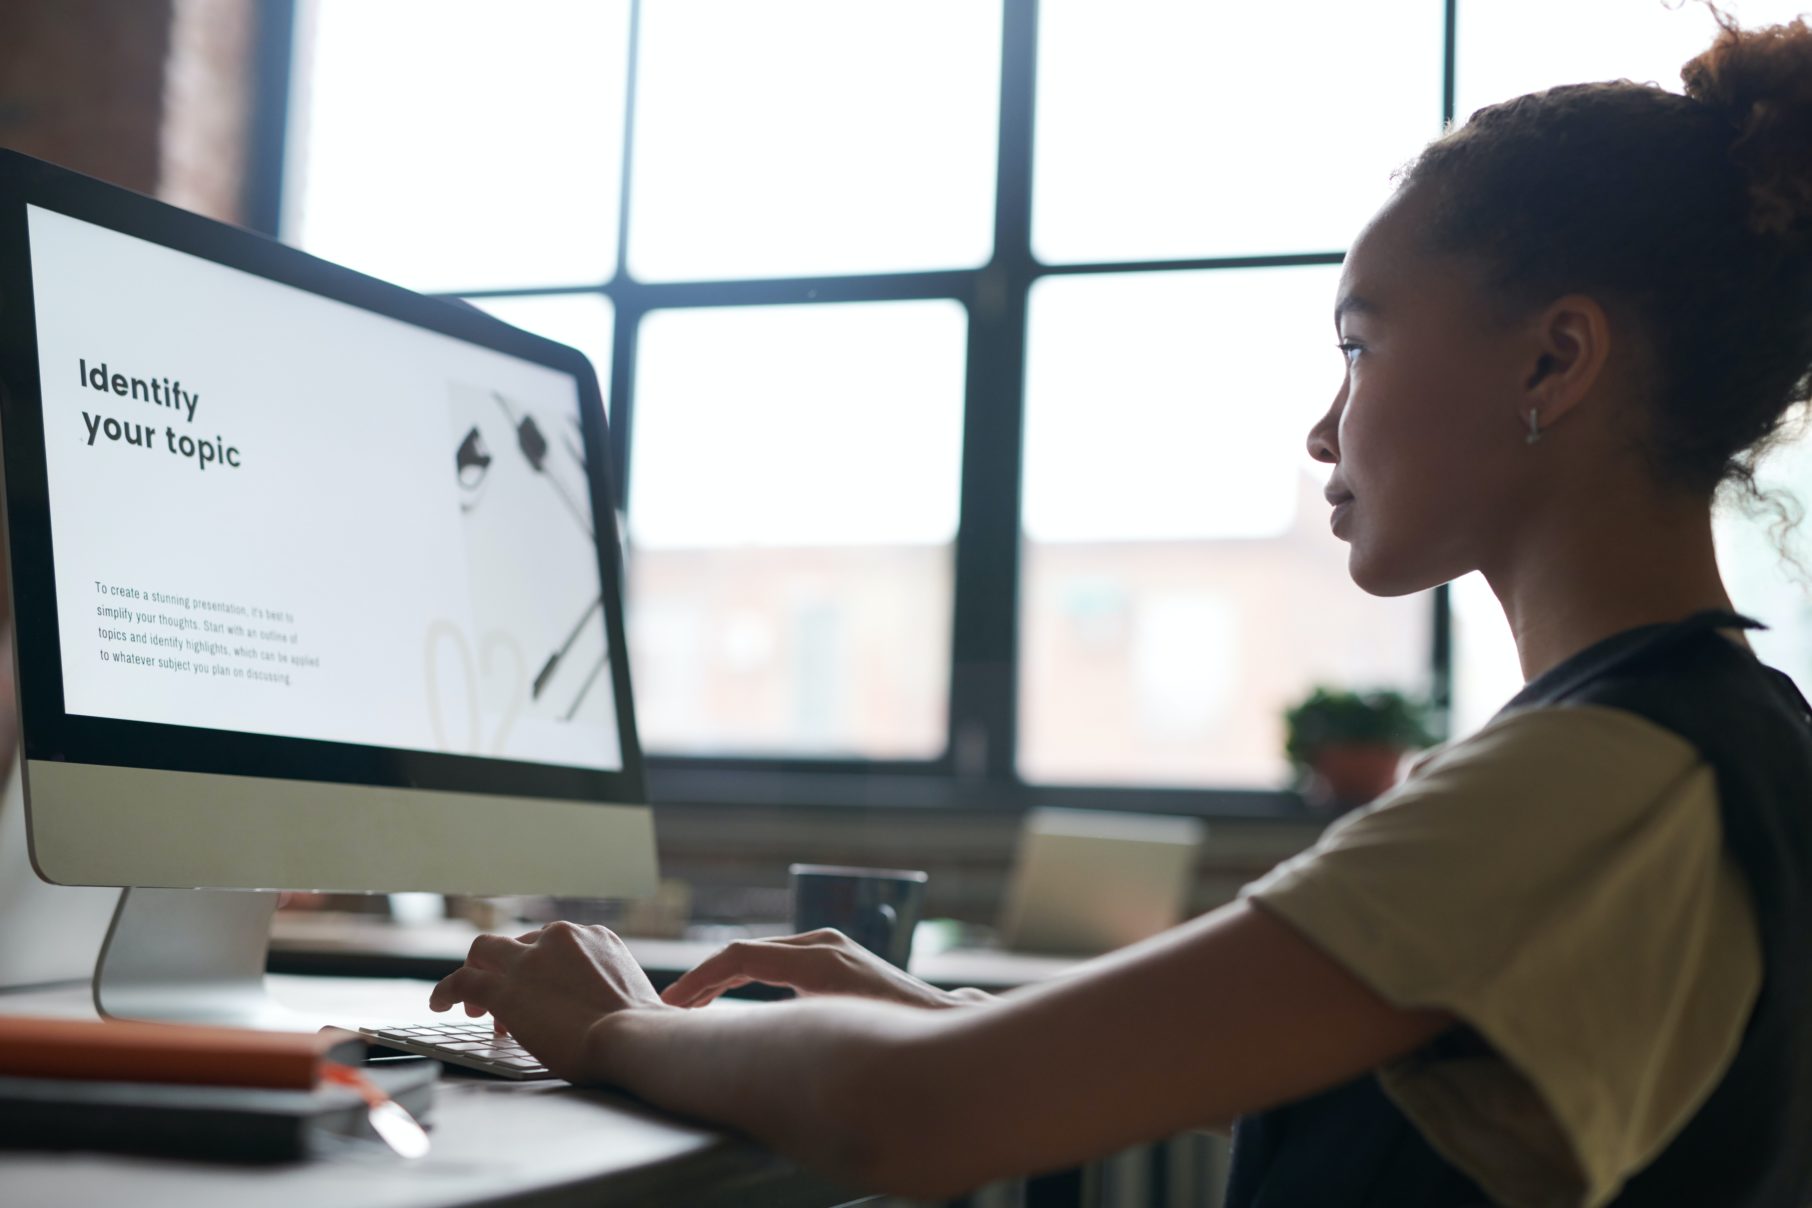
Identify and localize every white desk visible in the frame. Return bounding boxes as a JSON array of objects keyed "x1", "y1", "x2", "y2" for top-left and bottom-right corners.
[{"x1": 0, "y1": 976, "x2": 868, "y2": 1208}]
